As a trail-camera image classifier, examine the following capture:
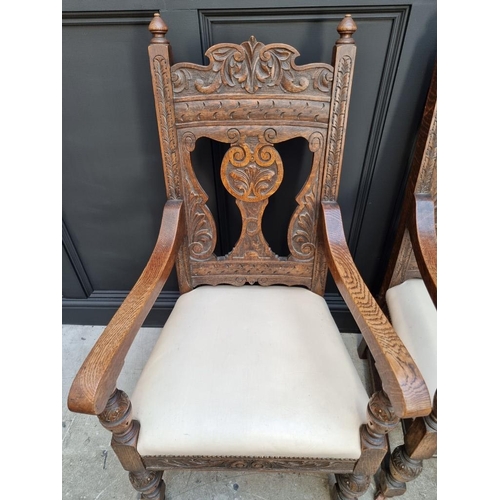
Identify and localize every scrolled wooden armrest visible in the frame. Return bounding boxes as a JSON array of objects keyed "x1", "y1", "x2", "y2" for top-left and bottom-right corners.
[
  {"x1": 67, "y1": 200, "x2": 184, "y2": 416},
  {"x1": 409, "y1": 193, "x2": 437, "y2": 306},
  {"x1": 321, "y1": 201, "x2": 432, "y2": 419}
]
